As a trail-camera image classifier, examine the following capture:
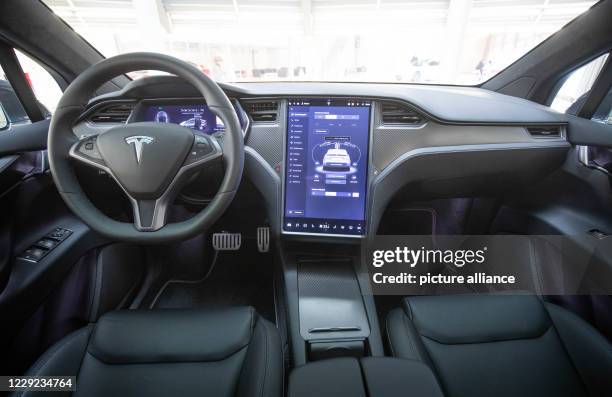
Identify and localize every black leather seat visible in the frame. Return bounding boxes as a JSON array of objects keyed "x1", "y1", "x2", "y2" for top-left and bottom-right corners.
[
  {"x1": 16, "y1": 307, "x2": 283, "y2": 397},
  {"x1": 387, "y1": 294, "x2": 612, "y2": 397}
]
